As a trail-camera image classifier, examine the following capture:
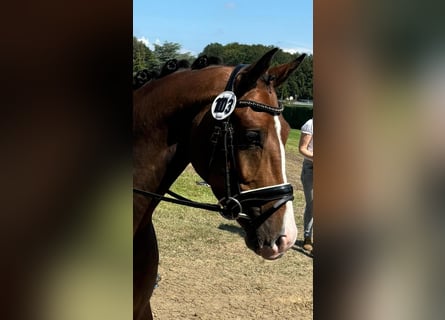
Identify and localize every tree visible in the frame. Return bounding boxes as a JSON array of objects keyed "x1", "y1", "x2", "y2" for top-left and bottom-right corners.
[
  {"x1": 133, "y1": 40, "x2": 312, "y2": 100},
  {"x1": 294, "y1": 54, "x2": 313, "y2": 100},
  {"x1": 176, "y1": 52, "x2": 196, "y2": 65},
  {"x1": 200, "y1": 43, "x2": 312, "y2": 100},
  {"x1": 153, "y1": 42, "x2": 182, "y2": 65},
  {"x1": 132, "y1": 37, "x2": 157, "y2": 72},
  {"x1": 201, "y1": 43, "x2": 225, "y2": 61}
]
